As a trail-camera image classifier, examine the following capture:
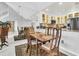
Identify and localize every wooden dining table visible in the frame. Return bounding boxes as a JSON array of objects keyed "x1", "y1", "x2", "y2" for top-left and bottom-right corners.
[
  {"x1": 29, "y1": 32, "x2": 53, "y2": 55},
  {"x1": 29, "y1": 24, "x2": 63, "y2": 55}
]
